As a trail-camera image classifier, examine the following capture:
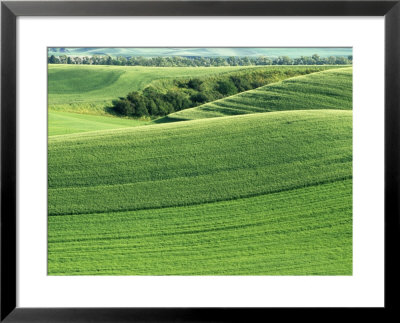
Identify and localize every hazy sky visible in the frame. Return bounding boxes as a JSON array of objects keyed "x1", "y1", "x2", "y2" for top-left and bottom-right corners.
[{"x1": 48, "y1": 47, "x2": 352, "y2": 58}]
